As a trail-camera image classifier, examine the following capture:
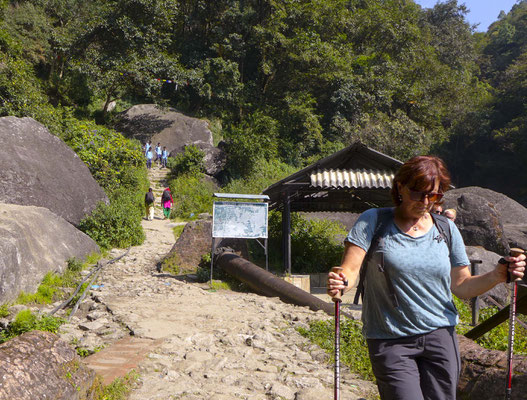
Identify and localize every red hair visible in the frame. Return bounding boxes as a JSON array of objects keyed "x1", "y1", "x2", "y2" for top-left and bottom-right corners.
[{"x1": 391, "y1": 156, "x2": 451, "y2": 206}]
